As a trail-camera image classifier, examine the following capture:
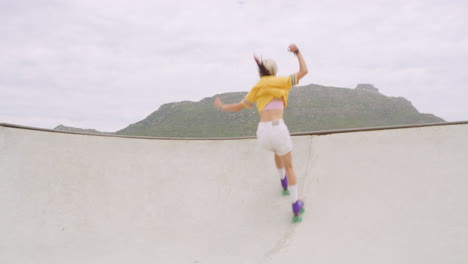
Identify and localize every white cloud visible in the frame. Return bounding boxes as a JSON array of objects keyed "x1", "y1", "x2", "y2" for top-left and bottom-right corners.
[{"x1": 1, "y1": 0, "x2": 467, "y2": 131}]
